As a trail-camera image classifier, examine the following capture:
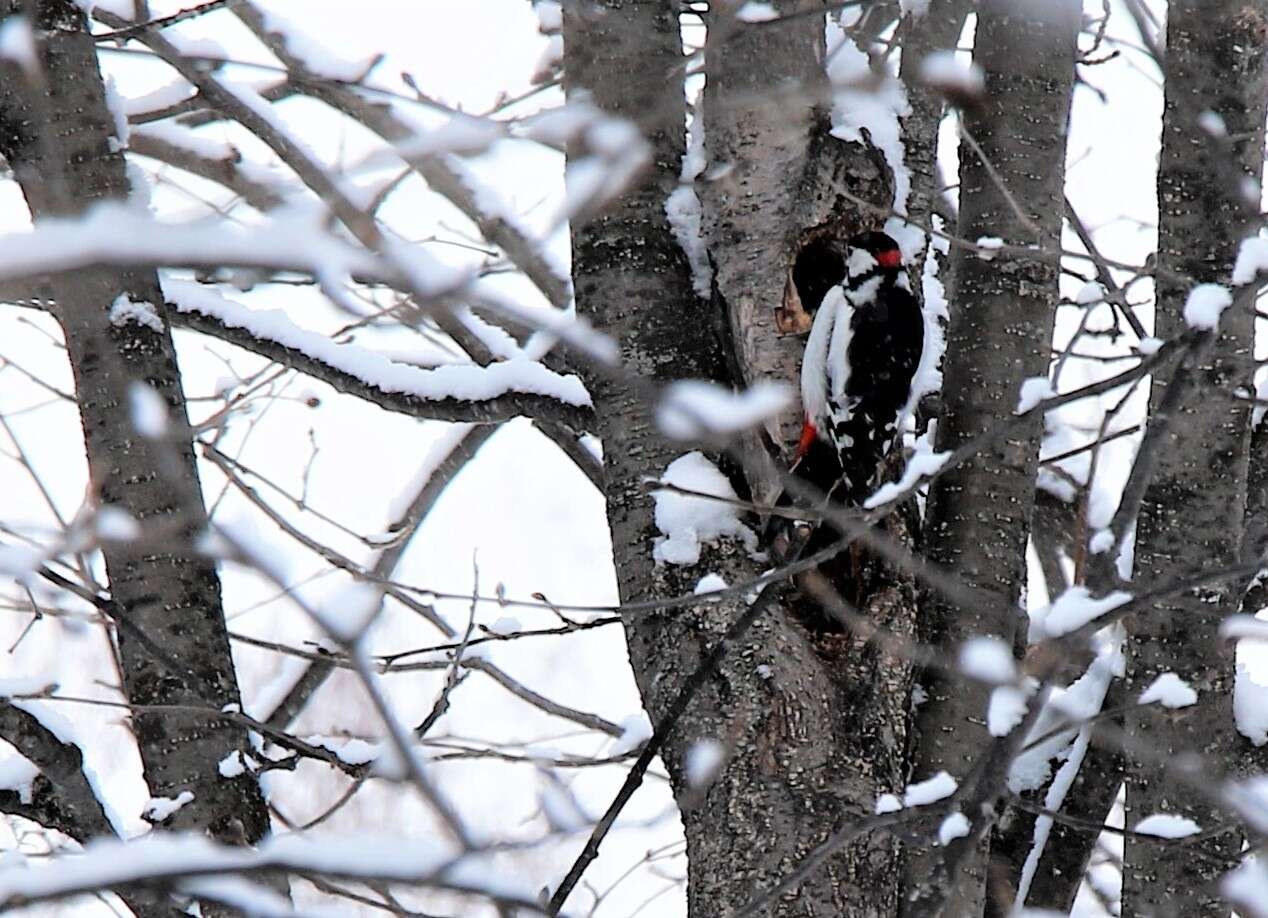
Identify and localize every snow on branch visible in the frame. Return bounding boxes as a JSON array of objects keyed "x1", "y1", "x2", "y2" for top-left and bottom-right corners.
[
  {"x1": 0, "y1": 830, "x2": 540, "y2": 912},
  {"x1": 164, "y1": 279, "x2": 593, "y2": 428},
  {"x1": 656, "y1": 379, "x2": 791, "y2": 441},
  {"x1": 0, "y1": 692, "x2": 120, "y2": 844},
  {"x1": 0, "y1": 202, "x2": 378, "y2": 283}
]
